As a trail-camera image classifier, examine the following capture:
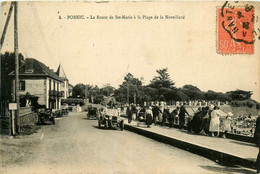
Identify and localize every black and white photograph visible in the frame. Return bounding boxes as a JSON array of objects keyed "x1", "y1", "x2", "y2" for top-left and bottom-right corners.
[{"x1": 0, "y1": 1, "x2": 260, "y2": 173}]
